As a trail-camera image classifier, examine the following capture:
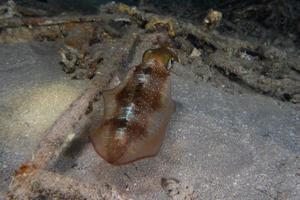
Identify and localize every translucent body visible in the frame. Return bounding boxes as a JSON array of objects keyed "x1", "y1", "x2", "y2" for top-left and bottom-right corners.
[{"x1": 90, "y1": 47, "x2": 178, "y2": 165}]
